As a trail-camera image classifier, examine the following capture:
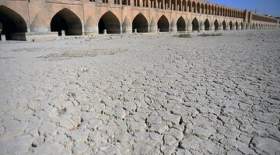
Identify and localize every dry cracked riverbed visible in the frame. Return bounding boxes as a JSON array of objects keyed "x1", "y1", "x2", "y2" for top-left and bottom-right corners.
[{"x1": 0, "y1": 30, "x2": 280, "y2": 155}]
